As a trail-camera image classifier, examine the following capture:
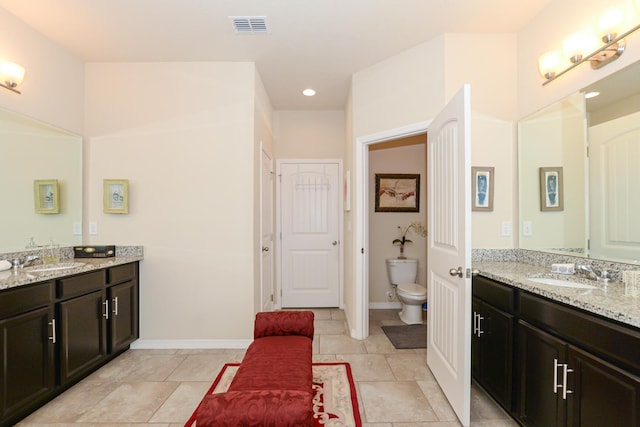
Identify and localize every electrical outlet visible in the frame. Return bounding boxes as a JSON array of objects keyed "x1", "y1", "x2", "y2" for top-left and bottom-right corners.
[
  {"x1": 523, "y1": 221, "x2": 533, "y2": 236},
  {"x1": 73, "y1": 222, "x2": 82, "y2": 235},
  {"x1": 501, "y1": 221, "x2": 512, "y2": 237},
  {"x1": 89, "y1": 222, "x2": 98, "y2": 235}
]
